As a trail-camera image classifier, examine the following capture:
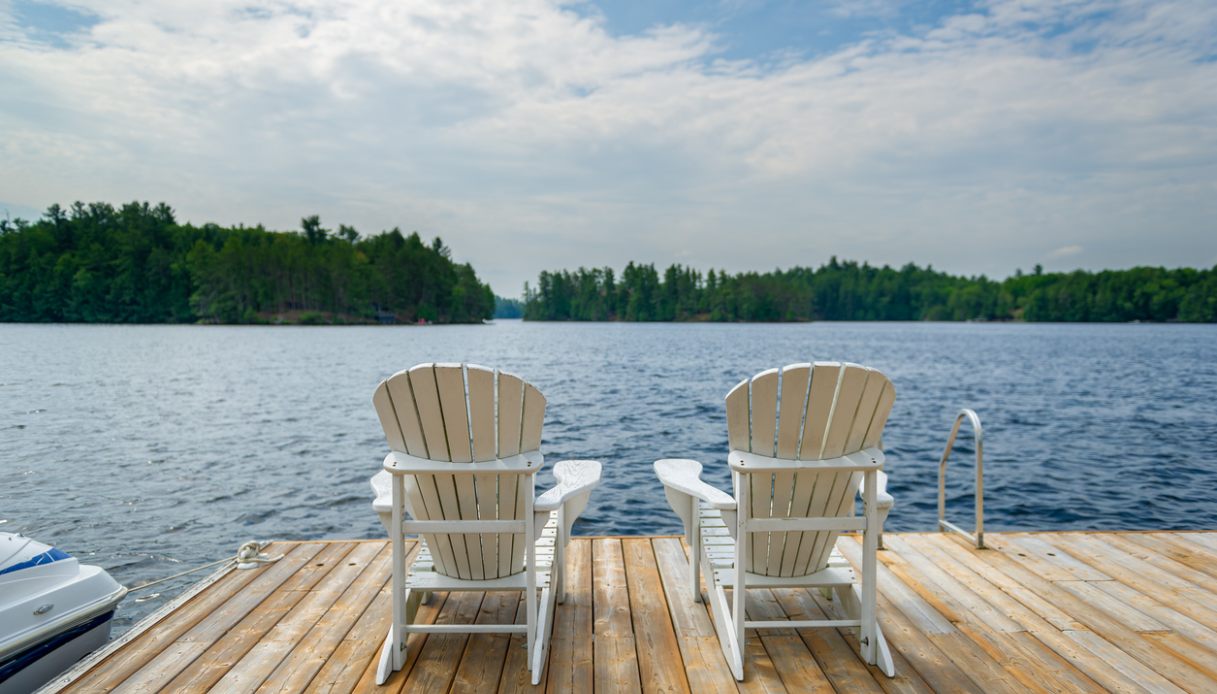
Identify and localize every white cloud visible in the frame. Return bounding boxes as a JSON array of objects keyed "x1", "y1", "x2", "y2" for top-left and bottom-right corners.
[
  {"x1": 1047, "y1": 244, "x2": 1083, "y2": 259},
  {"x1": 1, "y1": 0, "x2": 1216, "y2": 293}
]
